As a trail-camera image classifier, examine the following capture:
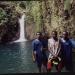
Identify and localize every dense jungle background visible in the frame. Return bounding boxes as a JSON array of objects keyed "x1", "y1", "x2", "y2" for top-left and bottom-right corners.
[{"x1": 0, "y1": 0, "x2": 75, "y2": 43}]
